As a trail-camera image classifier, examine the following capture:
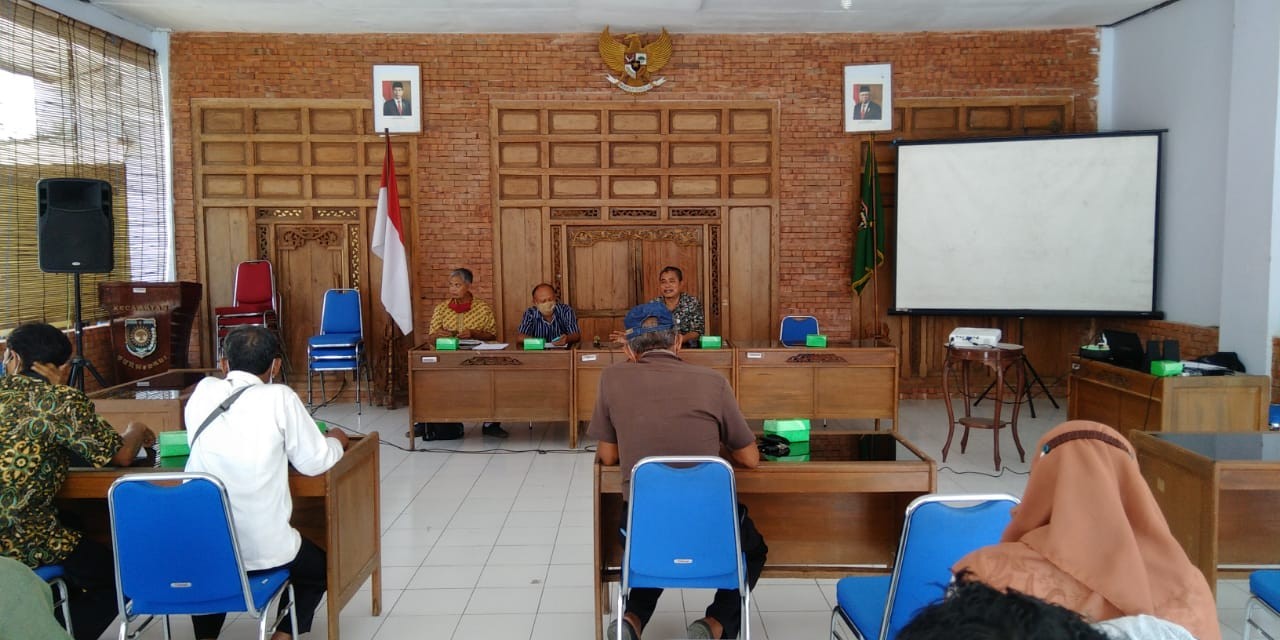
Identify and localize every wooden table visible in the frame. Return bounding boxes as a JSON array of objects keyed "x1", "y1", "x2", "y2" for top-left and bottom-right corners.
[
  {"x1": 572, "y1": 345, "x2": 734, "y2": 448},
  {"x1": 57, "y1": 434, "x2": 383, "y2": 640},
  {"x1": 1129, "y1": 430, "x2": 1280, "y2": 595},
  {"x1": 592, "y1": 431, "x2": 935, "y2": 639},
  {"x1": 1069, "y1": 356, "x2": 1269, "y2": 439},
  {"x1": 89, "y1": 369, "x2": 219, "y2": 433},
  {"x1": 733, "y1": 340, "x2": 898, "y2": 429},
  {"x1": 407, "y1": 344, "x2": 572, "y2": 449},
  {"x1": 942, "y1": 344, "x2": 1026, "y2": 470}
]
